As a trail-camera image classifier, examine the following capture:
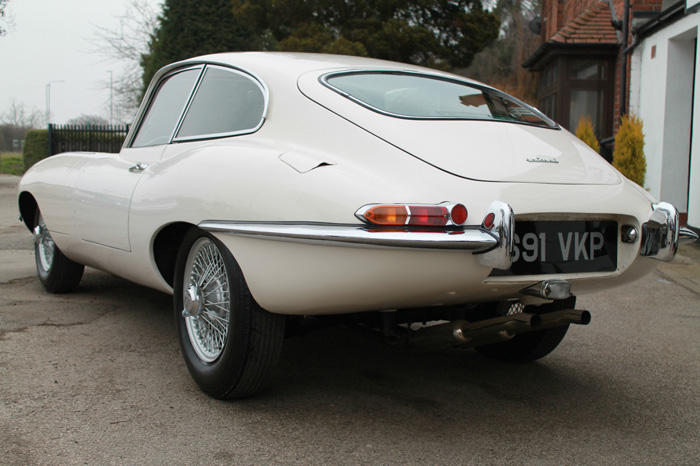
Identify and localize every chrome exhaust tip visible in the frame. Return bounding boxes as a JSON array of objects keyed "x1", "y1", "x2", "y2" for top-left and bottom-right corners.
[{"x1": 520, "y1": 280, "x2": 571, "y2": 300}]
